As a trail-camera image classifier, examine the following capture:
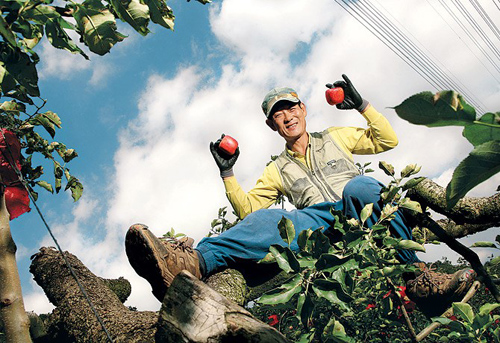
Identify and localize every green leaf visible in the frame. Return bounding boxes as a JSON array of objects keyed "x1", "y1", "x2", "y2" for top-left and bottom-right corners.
[
  {"x1": 111, "y1": 0, "x2": 150, "y2": 36},
  {"x1": 322, "y1": 318, "x2": 353, "y2": 343},
  {"x1": 380, "y1": 185, "x2": 400, "y2": 203},
  {"x1": 0, "y1": 45, "x2": 39, "y2": 97},
  {"x1": 446, "y1": 140, "x2": 500, "y2": 208},
  {"x1": 453, "y1": 302, "x2": 474, "y2": 324},
  {"x1": 309, "y1": 228, "x2": 332, "y2": 258},
  {"x1": 379, "y1": 161, "x2": 394, "y2": 176},
  {"x1": 143, "y1": 0, "x2": 174, "y2": 30},
  {"x1": 315, "y1": 254, "x2": 358, "y2": 273},
  {"x1": 36, "y1": 180, "x2": 53, "y2": 193},
  {"x1": 0, "y1": 100, "x2": 26, "y2": 116},
  {"x1": 394, "y1": 91, "x2": 476, "y2": 127},
  {"x1": 62, "y1": 148, "x2": 78, "y2": 163},
  {"x1": 258, "y1": 252, "x2": 276, "y2": 264},
  {"x1": 45, "y1": 19, "x2": 88, "y2": 58},
  {"x1": 490, "y1": 256, "x2": 500, "y2": 266},
  {"x1": 0, "y1": 14, "x2": 19, "y2": 48},
  {"x1": 297, "y1": 293, "x2": 314, "y2": 327},
  {"x1": 269, "y1": 245, "x2": 300, "y2": 273},
  {"x1": 395, "y1": 239, "x2": 426, "y2": 252},
  {"x1": 402, "y1": 176, "x2": 425, "y2": 191},
  {"x1": 29, "y1": 112, "x2": 58, "y2": 137},
  {"x1": 277, "y1": 216, "x2": 295, "y2": 246},
  {"x1": 297, "y1": 228, "x2": 313, "y2": 251},
  {"x1": 258, "y1": 274, "x2": 302, "y2": 305},
  {"x1": 400, "y1": 164, "x2": 421, "y2": 178},
  {"x1": 431, "y1": 317, "x2": 454, "y2": 325},
  {"x1": 463, "y1": 112, "x2": 500, "y2": 147},
  {"x1": 380, "y1": 203, "x2": 398, "y2": 221},
  {"x1": 478, "y1": 303, "x2": 500, "y2": 317},
  {"x1": 313, "y1": 279, "x2": 353, "y2": 310},
  {"x1": 359, "y1": 203, "x2": 373, "y2": 225},
  {"x1": 470, "y1": 241, "x2": 498, "y2": 248},
  {"x1": 398, "y1": 197, "x2": 423, "y2": 213},
  {"x1": 71, "y1": 0, "x2": 127, "y2": 55},
  {"x1": 65, "y1": 176, "x2": 83, "y2": 201}
]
